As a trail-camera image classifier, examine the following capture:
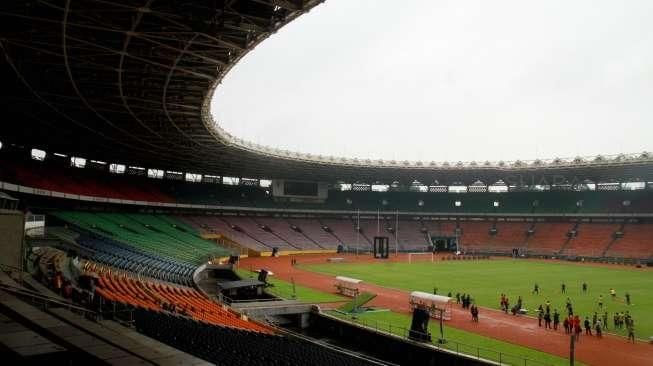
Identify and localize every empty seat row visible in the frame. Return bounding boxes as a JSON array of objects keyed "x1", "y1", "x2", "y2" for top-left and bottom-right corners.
[
  {"x1": 53, "y1": 211, "x2": 233, "y2": 264},
  {"x1": 134, "y1": 309, "x2": 375, "y2": 366},
  {"x1": 88, "y1": 266, "x2": 271, "y2": 334}
]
